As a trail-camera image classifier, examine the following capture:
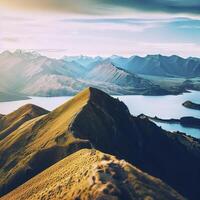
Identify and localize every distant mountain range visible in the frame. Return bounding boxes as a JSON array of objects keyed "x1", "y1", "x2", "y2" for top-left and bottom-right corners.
[
  {"x1": 63, "y1": 54, "x2": 200, "y2": 78},
  {"x1": 0, "y1": 50, "x2": 200, "y2": 99},
  {"x1": 123, "y1": 55, "x2": 200, "y2": 77},
  {"x1": 0, "y1": 88, "x2": 199, "y2": 199},
  {"x1": 0, "y1": 91, "x2": 28, "y2": 102}
]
